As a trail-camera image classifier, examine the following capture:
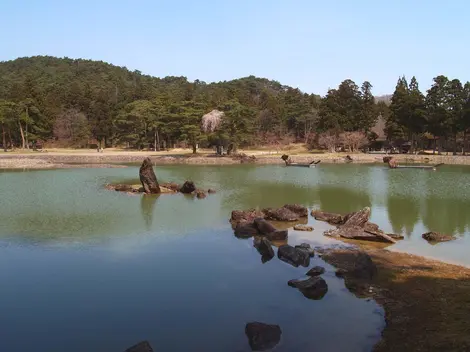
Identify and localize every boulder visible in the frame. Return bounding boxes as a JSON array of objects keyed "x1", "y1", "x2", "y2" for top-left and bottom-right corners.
[
  {"x1": 266, "y1": 230, "x2": 288, "y2": 241},
  {"x1": 293, "y1": 224, "x2": 313, "y2": 232},
  {"x1": 343, "y1": 207, "x2": 371, "y2": 227},
  {"x1": 422, "y1": 231, "x2": 455, "y2": 243},
  {"x1": 288, "y1": 276, "x2": 328, "y2": 300},
  {"x1": 324, "y1": 225, "x2": 396, "y2": 243},
  {"x1": 294, "y1": 243, "x2": 315, "y2": 257},
  {"x1": 254, "y1": 237, "x2": 274, "y2": 262},
  {"x1": 179, "y1": 181, "x2": 196, "y2": 194},
  {"x1": 124, "y1": 341, "x2": 154, "y2": 352},
  {"x1": 311, "y1": 210, "x2": 344, "y2": 225},
  {"x1": 263, "y1": 207, "x2": 299, "y2": 221},
  {"x1": 245, "y1": 322, "x2": 282, "y2": 351},
  {"x1": 234, "y1": 223, "x2": 259, "y2": 239},
  {"x1": 139, "y1": 158, "x2": 161, "y2": 194},
  {"x1": 231, "y1": 209, "x2": 265, "y2": 225},
  {"x1": 277, "y1": 245, "x2": 310, "y2": 267},
  {"x1": 253, "y1": 218, "x2": 277, "y2": 236},
  {"x1": 283, "y1": 204, "x2": 308, "y2": 217},
  {"x1": 306, "y1": 266, "x2": 325, "y2": 276}
]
